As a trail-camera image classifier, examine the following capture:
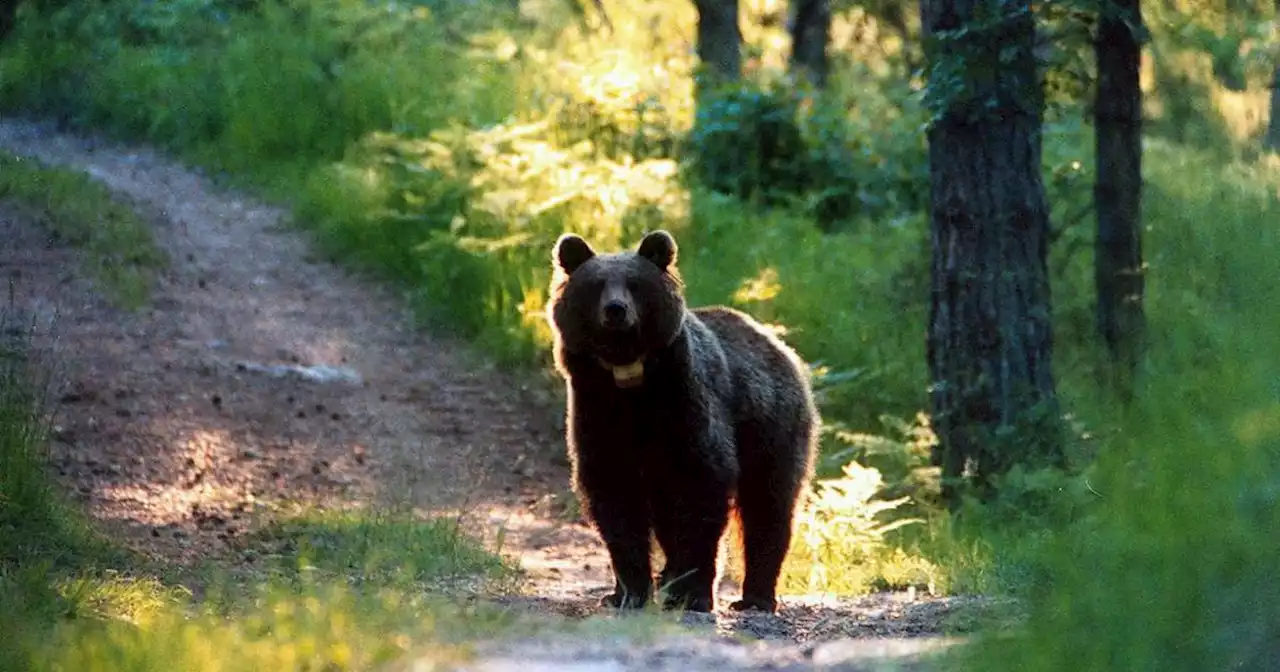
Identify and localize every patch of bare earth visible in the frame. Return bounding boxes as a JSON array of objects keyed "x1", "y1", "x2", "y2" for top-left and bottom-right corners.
[{"x1": 0, "y1": 118, "x2": 969, "y2": 669}]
